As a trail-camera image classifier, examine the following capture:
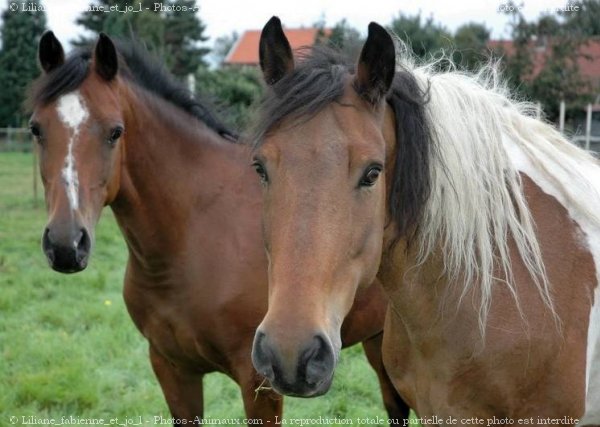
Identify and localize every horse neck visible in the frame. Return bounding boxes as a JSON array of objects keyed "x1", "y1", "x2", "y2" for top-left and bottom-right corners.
[
  {"x1": 111, "y1": 83, "x2": 255, "y2": 263},
  {"x1": 378, "y1": 99, "x2": 569, "y2": 337},
  {"x1": 379, "y1": 102, "x2": 451, "y2": 321}
]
